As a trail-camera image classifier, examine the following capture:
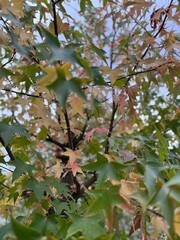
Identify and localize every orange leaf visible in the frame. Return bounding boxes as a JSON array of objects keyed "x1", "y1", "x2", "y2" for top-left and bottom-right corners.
[{"x1": 66, "y1": 162, "x2": 83, "y2": 176}]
